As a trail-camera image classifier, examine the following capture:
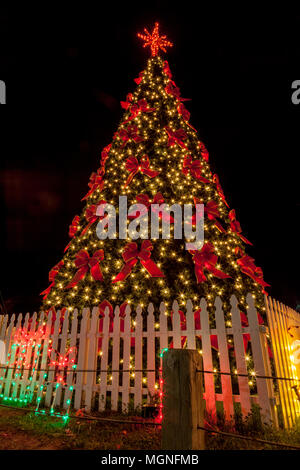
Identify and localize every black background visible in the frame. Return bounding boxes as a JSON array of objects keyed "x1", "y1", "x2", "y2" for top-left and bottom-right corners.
[{"x1": 0, "y1": 5, "x2": 299, "y2": 313}]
